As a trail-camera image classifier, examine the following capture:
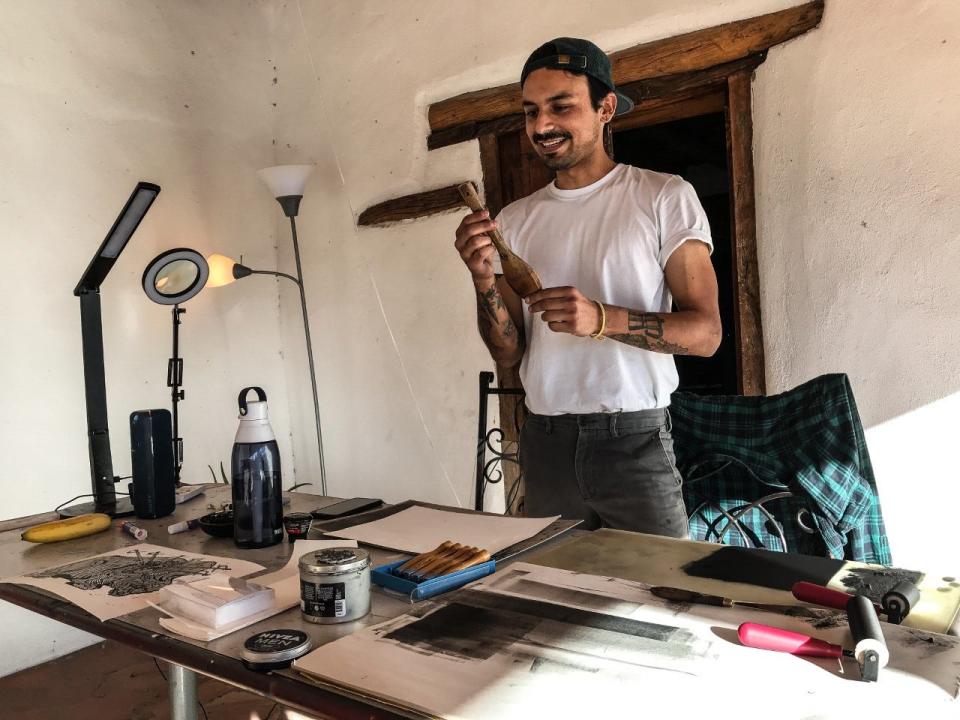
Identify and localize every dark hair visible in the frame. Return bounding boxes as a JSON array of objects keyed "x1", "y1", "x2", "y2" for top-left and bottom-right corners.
[{"x1": 562, "y1": 69, "x2": 613, "y2": 110}]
